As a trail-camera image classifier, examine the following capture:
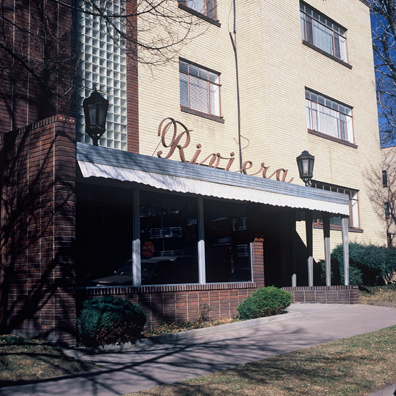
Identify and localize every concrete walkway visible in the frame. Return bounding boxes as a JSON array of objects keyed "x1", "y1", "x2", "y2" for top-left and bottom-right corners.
[{"x1": 1, "y1": 303, "x2": 395, "y2": 396}]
